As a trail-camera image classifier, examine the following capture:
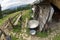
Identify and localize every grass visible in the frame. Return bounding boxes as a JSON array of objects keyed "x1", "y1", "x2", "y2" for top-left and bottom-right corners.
[
  {"x1": 26, "y1": 27, "x2": 30, "y2": 36},
  {"x1": 21, "y1": 9, "x2": 32, "y2": 21},
  {"x1": 36, "y1": 32, "x2": 48, "y2": 38},
  {"x1": 0, "y1": 11, "x2": 20, "y2": 26},
  {"x1": 11, "y1": 36, "x2": 18, "y2": 40},
  {"x1": 11, "y1": 35, "x2": 23, "y2": 40},
  {"x1": 53, "y1": 34, "x2": 60, "y2": 40},
  {"x1": 13, "y1": 22, "x2": 21, "y2": 32}
]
